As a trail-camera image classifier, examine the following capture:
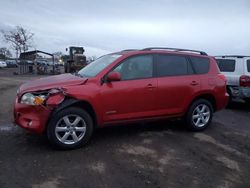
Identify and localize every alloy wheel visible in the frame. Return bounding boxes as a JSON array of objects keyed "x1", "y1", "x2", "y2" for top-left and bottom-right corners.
[
  {"x1": 192, "y1": 104, "x2": 211, "y2": 128},
  {"x1": 55, "y1": 114, "x2": 86, "y2": 145}
]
